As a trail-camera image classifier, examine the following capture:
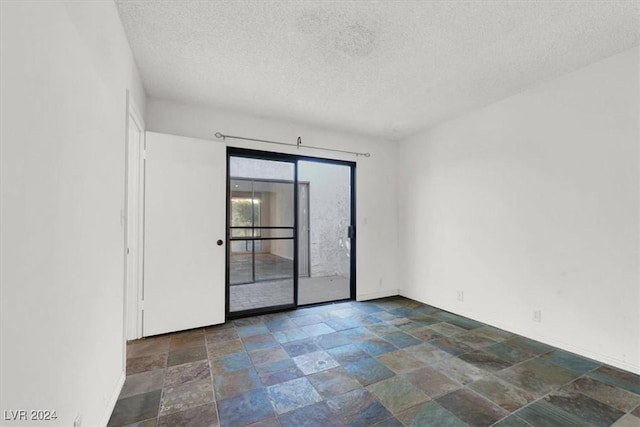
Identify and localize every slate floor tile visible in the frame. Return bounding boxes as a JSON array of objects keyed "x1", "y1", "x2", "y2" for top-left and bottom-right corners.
[
  {"x1": 246, "y1": 417, "x2": 280, "y2": 427},
  {"x1": 217, "y1": 389, "x2": 275, "y2": 427},
  {"x1": 248, "y1": 346, "x2": 289, "y2": 367},
  {"x1": 404, "y1": 366, "x2": 462, "y2": 398},
  {"x1": 314, "y1": 332, "x2": 351, "y2": 349},
  {"x1": 278, "y1": 401, "x2": 339, "y2": 427},
  {"x1": 459, "y1": 350, "x2": 513, "y2": 373},
  {"x1": 293, "y1": 314, "x2": 325, "y2": 327},
  {"x1": 588, "y1": 365, "x2": 640, "y2": 395},
  {"x1": 127, "y1": 353, "x2": 168, "y2": 375},
  {"x1": 282, "y1": 338, "x2": 321, "y2": 357},
  {"x1": 266, "y1": 377, "x2": 323, "y2": 414},
  {"x1": 492, "y1": 414, "x2": 531, "y2": 426},
  {"x1": 367, "y1": 376, "x2": 429, "y2": 414},
  {"x1": 496, "y1": 357, "x2": 579, "y2": 397},
  {"x1": 434, "y1": 356, "x2": 487, "y2": 385},
  {"x1": 542, "y1": 349, "x2": 601, "y2": 375},
  {"x1": 120, "y1": 369, "x2": 165, "y2": 399},
  {"x1": 470, "y1": 326, "x2": 514, "y2": 343},
  {"x1": 307, "y1": 367, "x2": 361, "y2": 397},
  {"x1": 381, "y1": 331, "x2": 422, "y2": 348},
  {"x1": 205, "y1": 327, "x2": 239, "y2": 343},
  {"x1": 326, "y1": 344, "x2": 369, "y2": 364},
  {"x1": 324, "y1": 317, "x2": 361, "y2": 331},
  {"x1": 242, "y1": 333, "x2": 278, "y2": 351},
  {"x1": 214, "y1": 368, "x2": 261, "y2": 400},
  {"x1": 326, "y1": 389, "x2": 392, "y2": 427},
  {"x1": 339, "y1": 327, "x2": 376, "y2": 341},
  {"x1": 366, "y1": 323, "x2": 400, "y2": 336},
  {"x1": 258, "y1": 361, "x2": 303, "y2": 387},
  {"x1": 454, "y1": 330, "x2": 499, "y2": 349},
  {"x1": 264, "y1": 317, "x2": 297, "y2": 332},
  {"x1": 157, "y1": 402, "x2": 218, "y2": 427},
  {"x1": 563, "y1": 376, "x2": 640, "y2": 412},
  {"x1": 301, "y1": 323, "x2": 335, "y2": 337},
  {"x1": 167, "y1": 346, "x2": 207, "y2": 367},
  {"x1": 160, "y1": 378, "x2": 214, "y2": 416},
  {"x1": 436, "y1": 388, "x2": 510, "y2": 427},
  {"x1": 293, "y1": 350, "x2": 339, "y2": 375},
  {"x1": 612, "y1": 414, "x2": 640, "y2": 427},
  {"x1": 515, "y1": 399, "x2": 591, "y2": 427},
  {"x1": 430, "y1": 337, "x2": 476, "y2": 356},
  {"x1": 170, "y1": 330, "x2": 205, "y2": 350},
  {"x1": 407, "y1": 326, "x2": 443, "y2": 342},
  {"x1": 237, "y1": 324, "x2": 270, "y2": 338},
  {"x1": 108, "y1": 390, "x2": 162, "y2": 427},
  {"x1": 446, "y1": 316, "x2": 485, "y2": 331},
  {"x1": 211, "y1": 351, "x2": 252, "y2": 374},
  {"x1": 376, "y1": 350, "x2": 424, "y2": 374},
  {"x1": 427, "y1": 322, "x2": 467, "y2": 337},
  {"x1": 396, "y1": 401, "x2": 467, "y2": 427},
  {"x1": 544, "y1": 389, "x2": 625, "y2": 426},
  {"x1": 207, "y1": 339, "x2": 244, "y2": 359},
  {"x1": 484, "y1": 341, "x2": 533, "y2": 364},
  {"x1": 128, "y1": 336, "x2": 171, "y2": 359},
  {"x1": 273, "y1": 328, "x2": 308, "y2": 344},
  {"x1": 506, "y1": 336, "x2": 553, "y2": 356},
  {"x1": 468, "y1": 374, "x2": 536, "y2": 412},
  {"x1": 369, "y1": 417, "x2": 404, "y2": 427},
  {"x1": 404, "y1": 343, "x2": 452, "y2": 365},
  {"x1": 356, "y1": 337, "x2": 397, "y2": 356},
  {"x1": 343, "y1": 357, "x2": 395, "y2": 386},
  {"x1": 164, "y1": 360, "x2": 210, "y2": 388}
]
